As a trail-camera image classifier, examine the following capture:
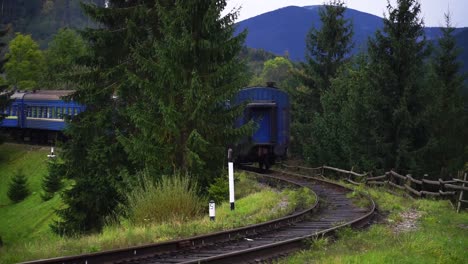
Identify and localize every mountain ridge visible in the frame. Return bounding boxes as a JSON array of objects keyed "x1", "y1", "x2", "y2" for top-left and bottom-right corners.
[{"x1": 236, "y1": 5, "x2": 468, "y2": 64}]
